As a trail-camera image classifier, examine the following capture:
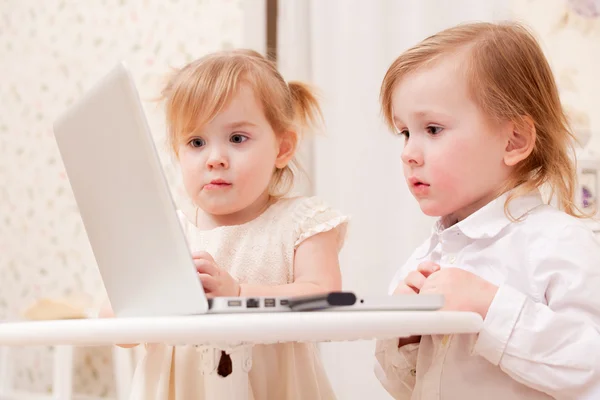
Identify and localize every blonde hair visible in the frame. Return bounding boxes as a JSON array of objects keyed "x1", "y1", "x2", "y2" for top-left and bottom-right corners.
[
  {"x1": 162, "y1": 49, "x2": 322, "y2": 197},
  {"x1": 381, "y1": 22, "x2": 584, "y2": 217}
]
